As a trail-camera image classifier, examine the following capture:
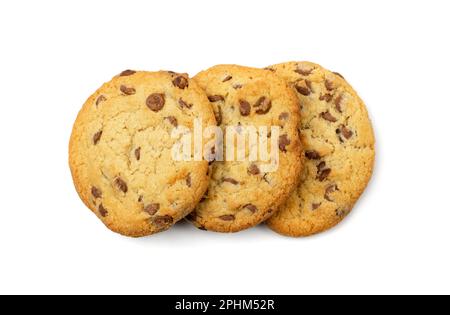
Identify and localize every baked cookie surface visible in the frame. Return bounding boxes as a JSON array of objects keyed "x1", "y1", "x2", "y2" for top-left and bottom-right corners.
[
  {"x1": 190, "y1": 65, "x2": 303, "y2": 232},
  {"x1": 69, "y1": 70, "x2": 216, "y2": 237},
  {"x1": 265, "y1": 62, "x2": 375, "y2": 237}
]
